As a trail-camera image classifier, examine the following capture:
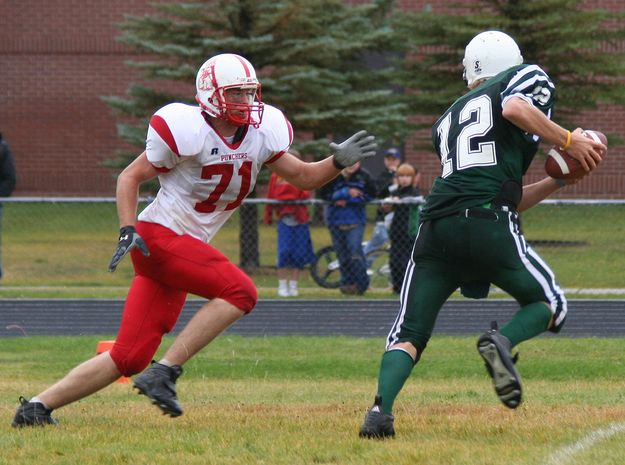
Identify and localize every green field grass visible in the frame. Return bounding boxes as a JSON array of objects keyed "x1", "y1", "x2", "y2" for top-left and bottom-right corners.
[
  {"x1": 0, "y1": 202, "x2": 624, "y2": 298},
  {"x1": 1, "y1": 335, "x2": 624, "y2": 464}
]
